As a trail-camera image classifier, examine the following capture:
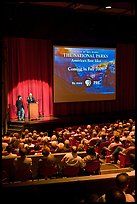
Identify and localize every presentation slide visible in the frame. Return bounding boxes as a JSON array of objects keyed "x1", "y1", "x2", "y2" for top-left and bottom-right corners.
[{"x1": 53, "y1": 46, "x2": 116, "y2": 103}]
